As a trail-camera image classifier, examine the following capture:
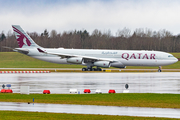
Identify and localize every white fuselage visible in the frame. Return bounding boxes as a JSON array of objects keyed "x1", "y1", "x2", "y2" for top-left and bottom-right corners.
[
  {"x1": 12, "y1": 25, "x2": 178, "y2": 69},
  {"x1": 24, "y1": 48, "x2": 178, "y2": 68}
]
